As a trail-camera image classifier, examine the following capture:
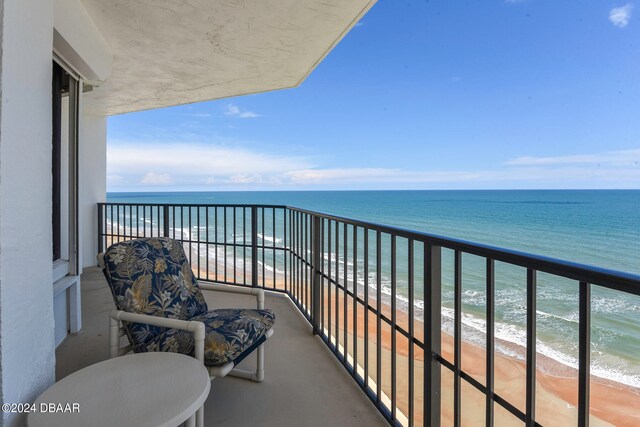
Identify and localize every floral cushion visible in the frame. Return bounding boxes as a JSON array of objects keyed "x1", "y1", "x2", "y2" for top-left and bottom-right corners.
[
  {"x1": 103, "y1": 237, "x2": 209, "y2": 350},
  {"x1": 144, "y1": 308, "x2": 276, "y2": 366}
]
